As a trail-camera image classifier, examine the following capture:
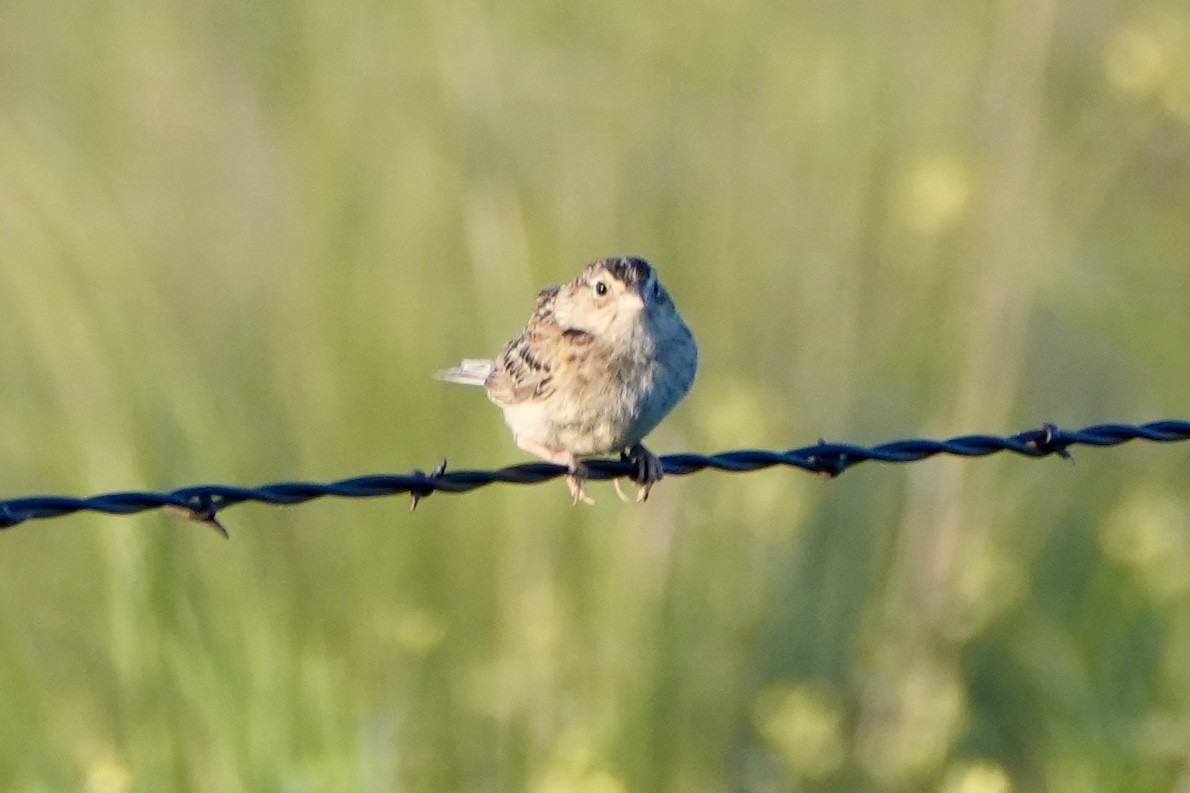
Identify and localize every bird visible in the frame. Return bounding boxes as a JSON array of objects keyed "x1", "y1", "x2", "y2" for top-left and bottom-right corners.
[{"x1": 437, "y1": 256, "x2": 698, "y2": 504}]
